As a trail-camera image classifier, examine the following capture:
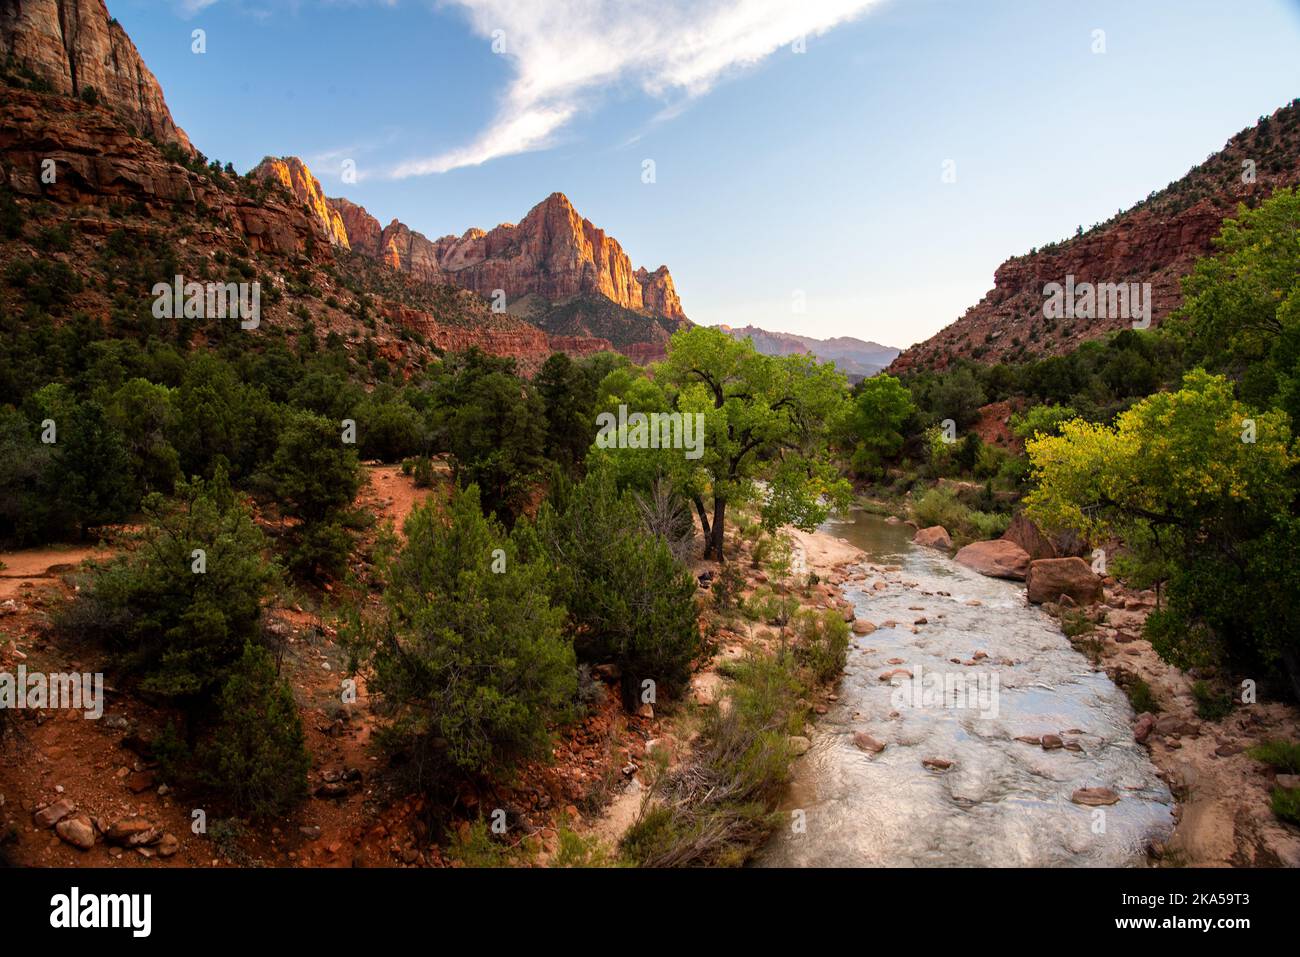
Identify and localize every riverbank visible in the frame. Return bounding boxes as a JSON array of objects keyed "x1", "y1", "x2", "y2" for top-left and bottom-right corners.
[
  {"x1": 579, "y1": 518, "x2": 868, "y2": 863},
  {"x1": 1045, "y1": 584, "x2": 1300, "y2": 867}
]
